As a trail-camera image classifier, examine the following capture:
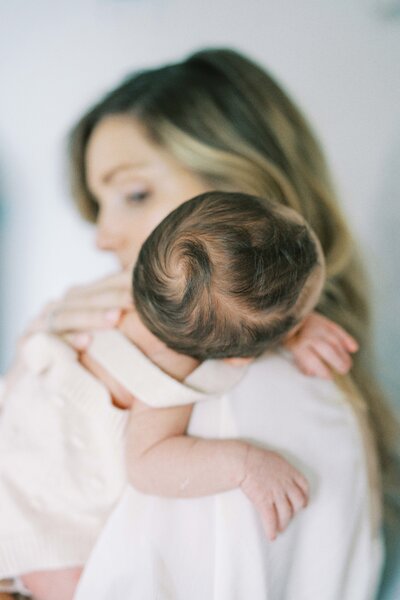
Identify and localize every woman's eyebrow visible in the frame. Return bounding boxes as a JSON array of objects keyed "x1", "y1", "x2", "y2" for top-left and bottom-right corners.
[{"x1": 102, "y1": 162, "x2": 148, "y2": 183}]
